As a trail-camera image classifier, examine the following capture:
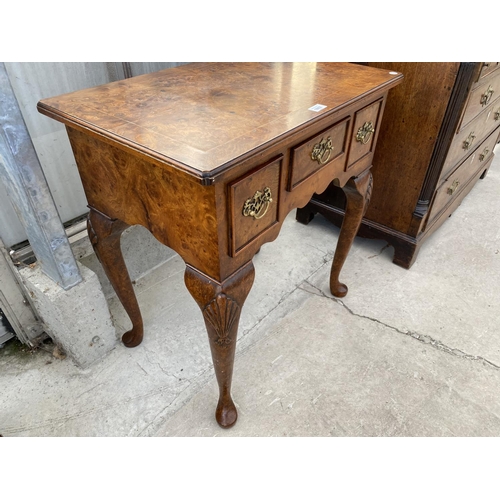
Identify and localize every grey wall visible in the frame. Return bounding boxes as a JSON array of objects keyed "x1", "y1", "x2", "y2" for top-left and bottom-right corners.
[{"x1": 0, "y1": 62, "x2": 188, "y2": 248}]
